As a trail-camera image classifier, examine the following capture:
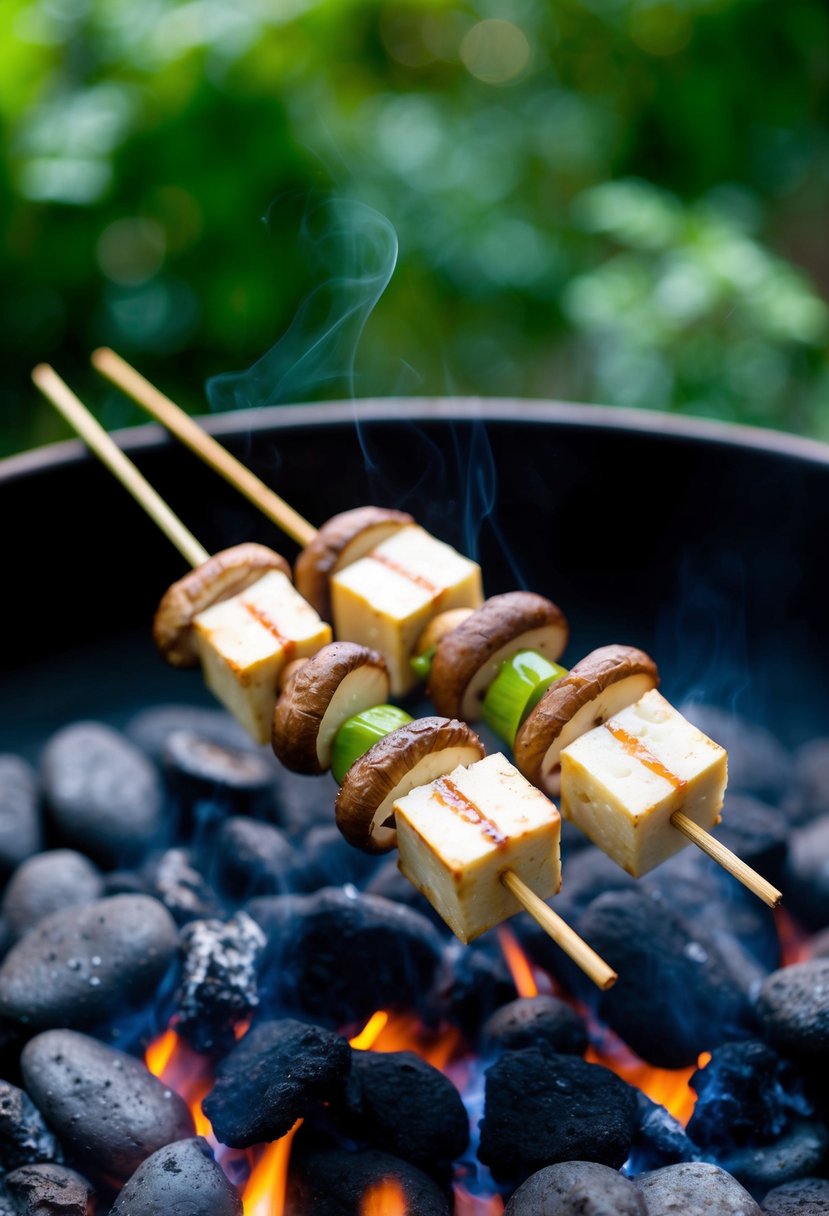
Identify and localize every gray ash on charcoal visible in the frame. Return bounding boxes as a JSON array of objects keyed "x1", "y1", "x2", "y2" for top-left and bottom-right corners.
[
  {"x1": 248, "y1": 888, "x2": 445, "y2": 1027},
  {"x1": 636, "y1": 1161, "x2": 764, "y2": 1215},
  {"x1": 718, "y1": 1120, "x2": 829, "y2": 1196},
  {"x1": 163, "y1": 729, "x2": 278, "y2": 827},
  {"x1": 0, "y1": 1082, "x2": 62, "y2": 1172},
  {"x1": 482, "y1": 996, "x2": 588, "y2": 1057},
  {"x1": 144, "y1": 848, "x2": 219, "y2": 924},
  {"x1": 21, "y1": 1030, "x2": 194, "y2": 1187},
  {"x1": 0, "y1": 894, "x2": 178, "y2": 1036},
  {"x1": 0, "y1": 757, "x2": 42, "y2": 878},
  {"x1": 286, "y1": 1142, "x2": 451, "y2": 1216},
  {"x1": 109, "y1": 1138, "x2": 241, "y2": 1216},
  {"x1": 210, "y1": 817, "x2": 300, "y2": 901},
  {"x1": 4, "y1": 1163, "x2": 95, "y2": 1216},
  {"x1": 762, "y1": 1177, "x2": 829, "y2": 1215},
  {"x1": 1, "y1": 851, "x2": 103, "y2": 942},
  {"x1": 757, "y1": 960, "x2": 829, "y2": 1063},
  {"x1": 504, "y1": 1161, "x2": 648, "y2": 1216},
  {"x1": 41, "y1": 722, "x2": 165, "y2": 868},
  {"x1": 478, "y1": 1047, "x2": 638, "y2": 1183},
  {"x1": 335, "y1": 1050, "x2": 468, "y2": 1179},
  {"x1": 174, "y1": 911, "x2": 265, "y2": 1053},
  {"x1": 202, "y1": 1018, "x2": 351, "y2": 1147}
]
